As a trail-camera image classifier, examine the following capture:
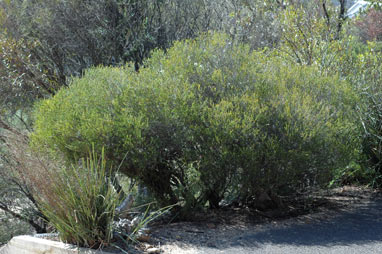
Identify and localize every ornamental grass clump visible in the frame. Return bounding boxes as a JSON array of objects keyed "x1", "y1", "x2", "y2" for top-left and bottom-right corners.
[{"x1": 37, "y1": 149, "x2": 121, "y2": 248}]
